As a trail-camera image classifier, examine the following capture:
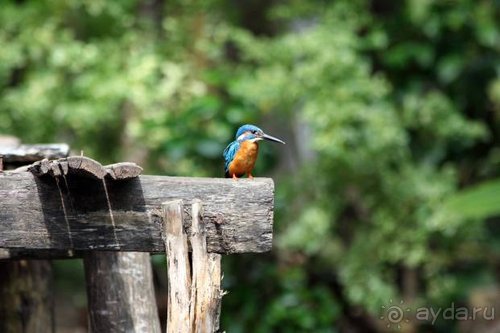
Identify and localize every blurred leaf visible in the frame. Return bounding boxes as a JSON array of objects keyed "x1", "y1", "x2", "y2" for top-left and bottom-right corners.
[{"x1": 443, "y1": 179, "x2": 500, "y2": 219}]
